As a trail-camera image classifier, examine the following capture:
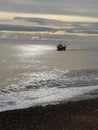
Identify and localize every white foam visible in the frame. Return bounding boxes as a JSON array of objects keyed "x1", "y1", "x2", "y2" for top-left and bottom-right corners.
[{"x1": 0, "y1": 85, "x2": 98, "y2": 112}]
